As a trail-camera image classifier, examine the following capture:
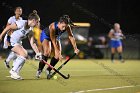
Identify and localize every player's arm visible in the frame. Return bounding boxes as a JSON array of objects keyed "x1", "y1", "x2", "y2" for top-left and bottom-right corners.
[
  {"x1": 6, "y1": 17, "x2": 13, "y2": 27},
  {"x1": 6, "y1": 23, "x2": 11, "y2": 27},
  {"x1": 28, "y1": 31, "x2": 40, "y2": 54},
  {"x1": 119, "y1": 30, "x2": 126, "y2": 39},
  {"x1": 6, "y1": 19, "x2": 14, "y2": 35},
  {"x1": 108, "y1": 30, "x2": 115, "y2": 39},
  {"x1": 50, "y1": 23, "x2": 63, "y2": 60},
  {"x1": 0, "y1": 23, "x2": 17, "y2": 41},
  {"x1": 50, "y1": 23, "x2": 60, "y2": 53},
  {"x1": 66, "y1": 25, "x2": 79, "y2": 54},
  {"x1": 28, "y1": 31, "x2": 41, "y2": 60}
]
